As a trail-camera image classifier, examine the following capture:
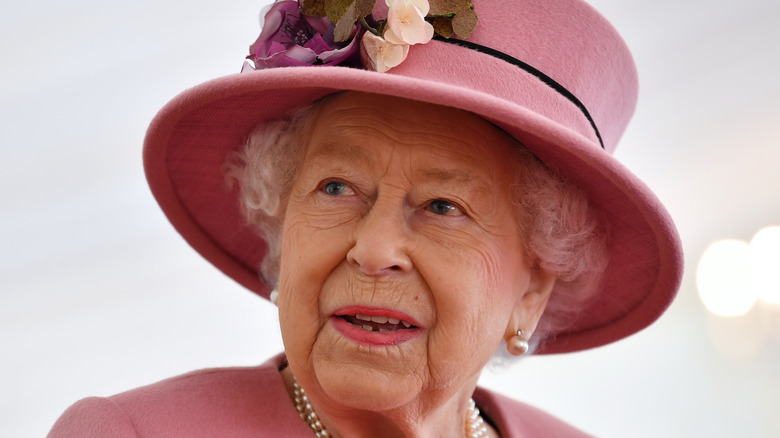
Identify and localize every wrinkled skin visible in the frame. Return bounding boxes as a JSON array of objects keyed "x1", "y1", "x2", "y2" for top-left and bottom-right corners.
[{"x1": 277, "y1": 92, "x2": 556, "y2": 438}]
